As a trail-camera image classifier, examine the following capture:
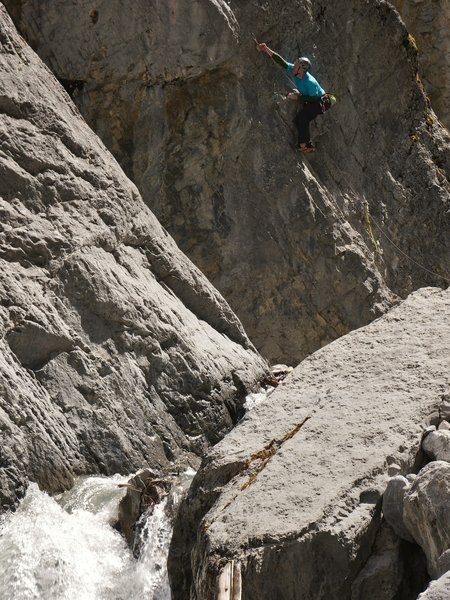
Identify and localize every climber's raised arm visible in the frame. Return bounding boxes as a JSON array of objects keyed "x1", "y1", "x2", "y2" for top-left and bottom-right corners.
[{"x1": 257, "y1": 43, "x2": 289, "y2": 69}]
